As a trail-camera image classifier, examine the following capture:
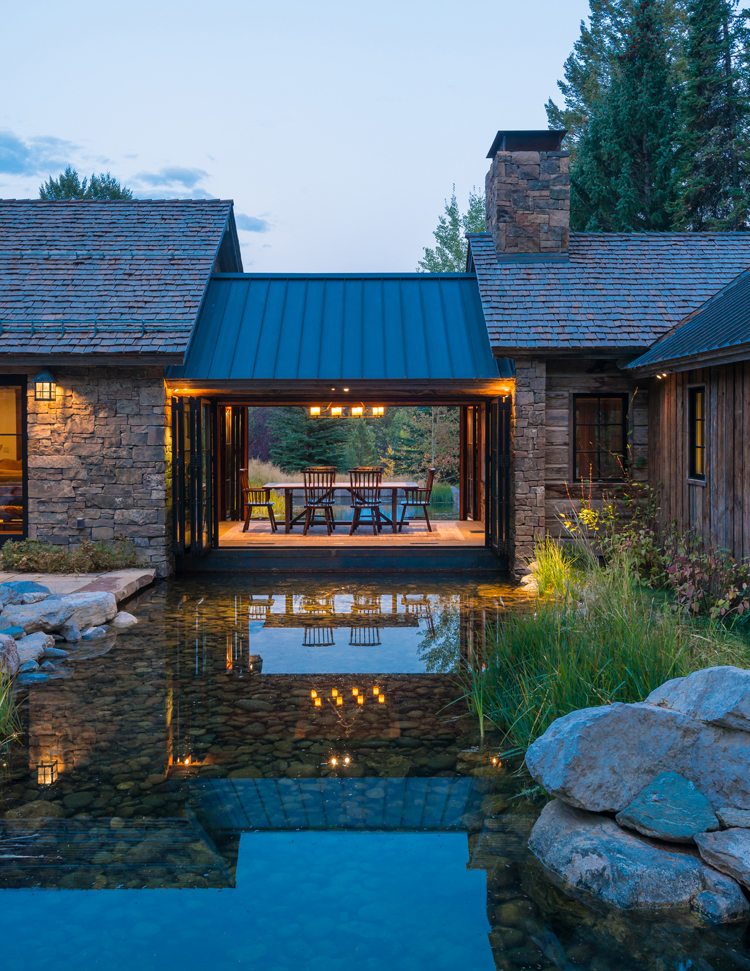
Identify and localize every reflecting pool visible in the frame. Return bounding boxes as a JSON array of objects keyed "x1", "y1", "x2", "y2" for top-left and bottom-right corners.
[{"x1": 0, "y1": 576, "x2": 748, "y2": 971}]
